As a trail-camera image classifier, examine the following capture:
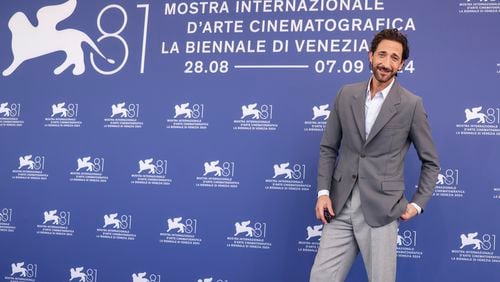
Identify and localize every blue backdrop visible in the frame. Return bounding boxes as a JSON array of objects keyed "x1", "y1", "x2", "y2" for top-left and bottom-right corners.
[{"x1": 1, "y1": 0, "x2": 499, "y2": 281}]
